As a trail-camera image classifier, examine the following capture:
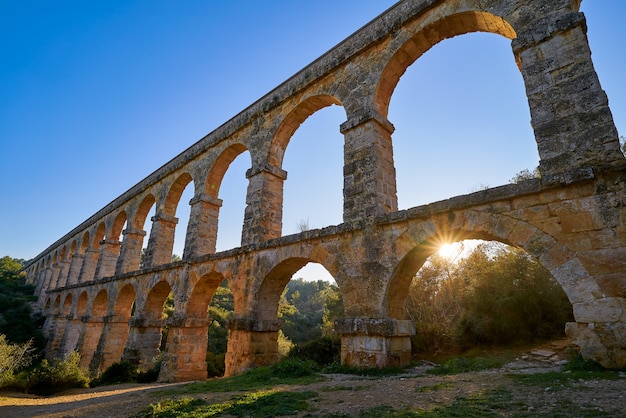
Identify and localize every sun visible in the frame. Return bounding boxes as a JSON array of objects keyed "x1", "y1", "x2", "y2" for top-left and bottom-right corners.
[{"x1": 437, "y1": 242, "x2": 458, "y2": 259}]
